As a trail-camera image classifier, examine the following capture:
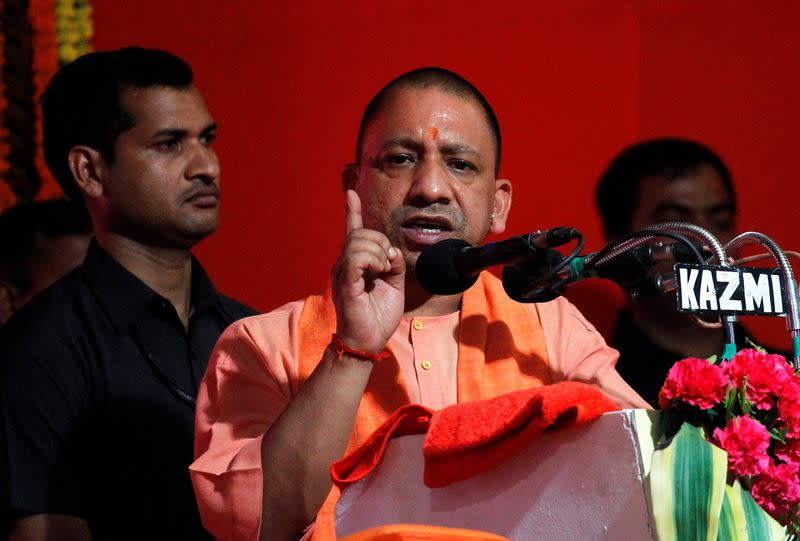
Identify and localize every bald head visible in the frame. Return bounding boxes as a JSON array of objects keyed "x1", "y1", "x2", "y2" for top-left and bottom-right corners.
[{"x1": 355, "y1": 67, "x2": 502, "y2": 175}]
